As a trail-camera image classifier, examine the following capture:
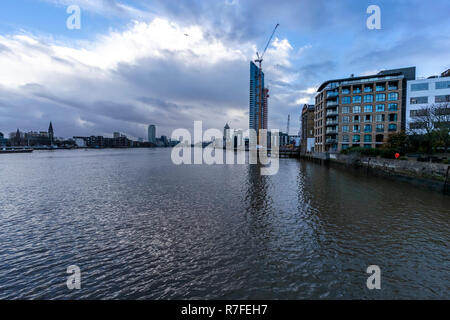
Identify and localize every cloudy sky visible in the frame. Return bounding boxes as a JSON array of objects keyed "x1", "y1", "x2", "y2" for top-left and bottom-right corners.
[{"x1": 0, "y1": 0, "x2": 449, "y2": 140}]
